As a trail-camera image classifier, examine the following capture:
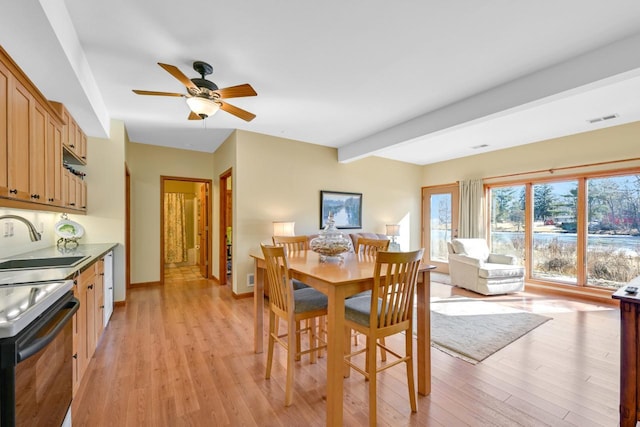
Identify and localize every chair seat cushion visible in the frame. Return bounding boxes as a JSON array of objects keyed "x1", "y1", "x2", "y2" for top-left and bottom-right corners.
[
  {"x1": 478, "y1": 263, "x2": 525, "y2": 279},
  {"x1": 293, "y1": 288, "x2": 328, "y2": 313},
  {"x1": 292, "y1": 278, "x2": 310, "y2": 290},
  {"x1": 345, "y1": 296, "x2": 381, "y2": 327}
]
